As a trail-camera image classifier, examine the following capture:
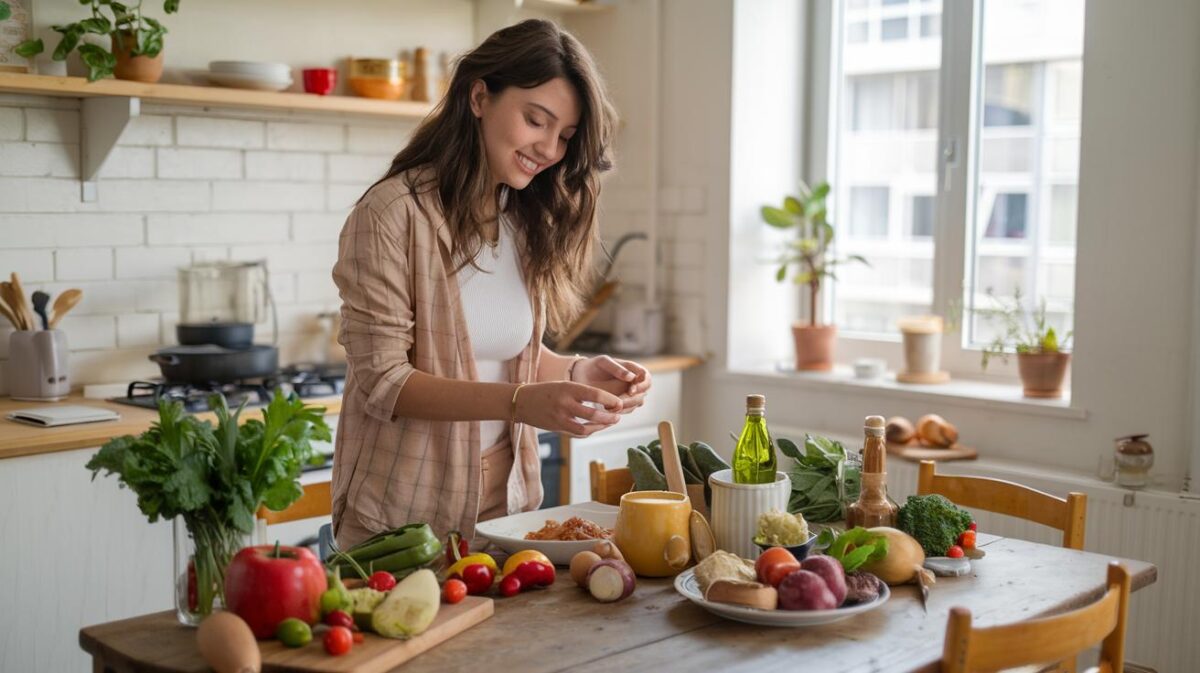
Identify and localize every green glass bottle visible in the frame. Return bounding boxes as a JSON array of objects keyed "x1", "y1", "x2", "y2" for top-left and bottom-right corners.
[{"x1": 733, "y1": 394, "x2": 777, "y2": 484}]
